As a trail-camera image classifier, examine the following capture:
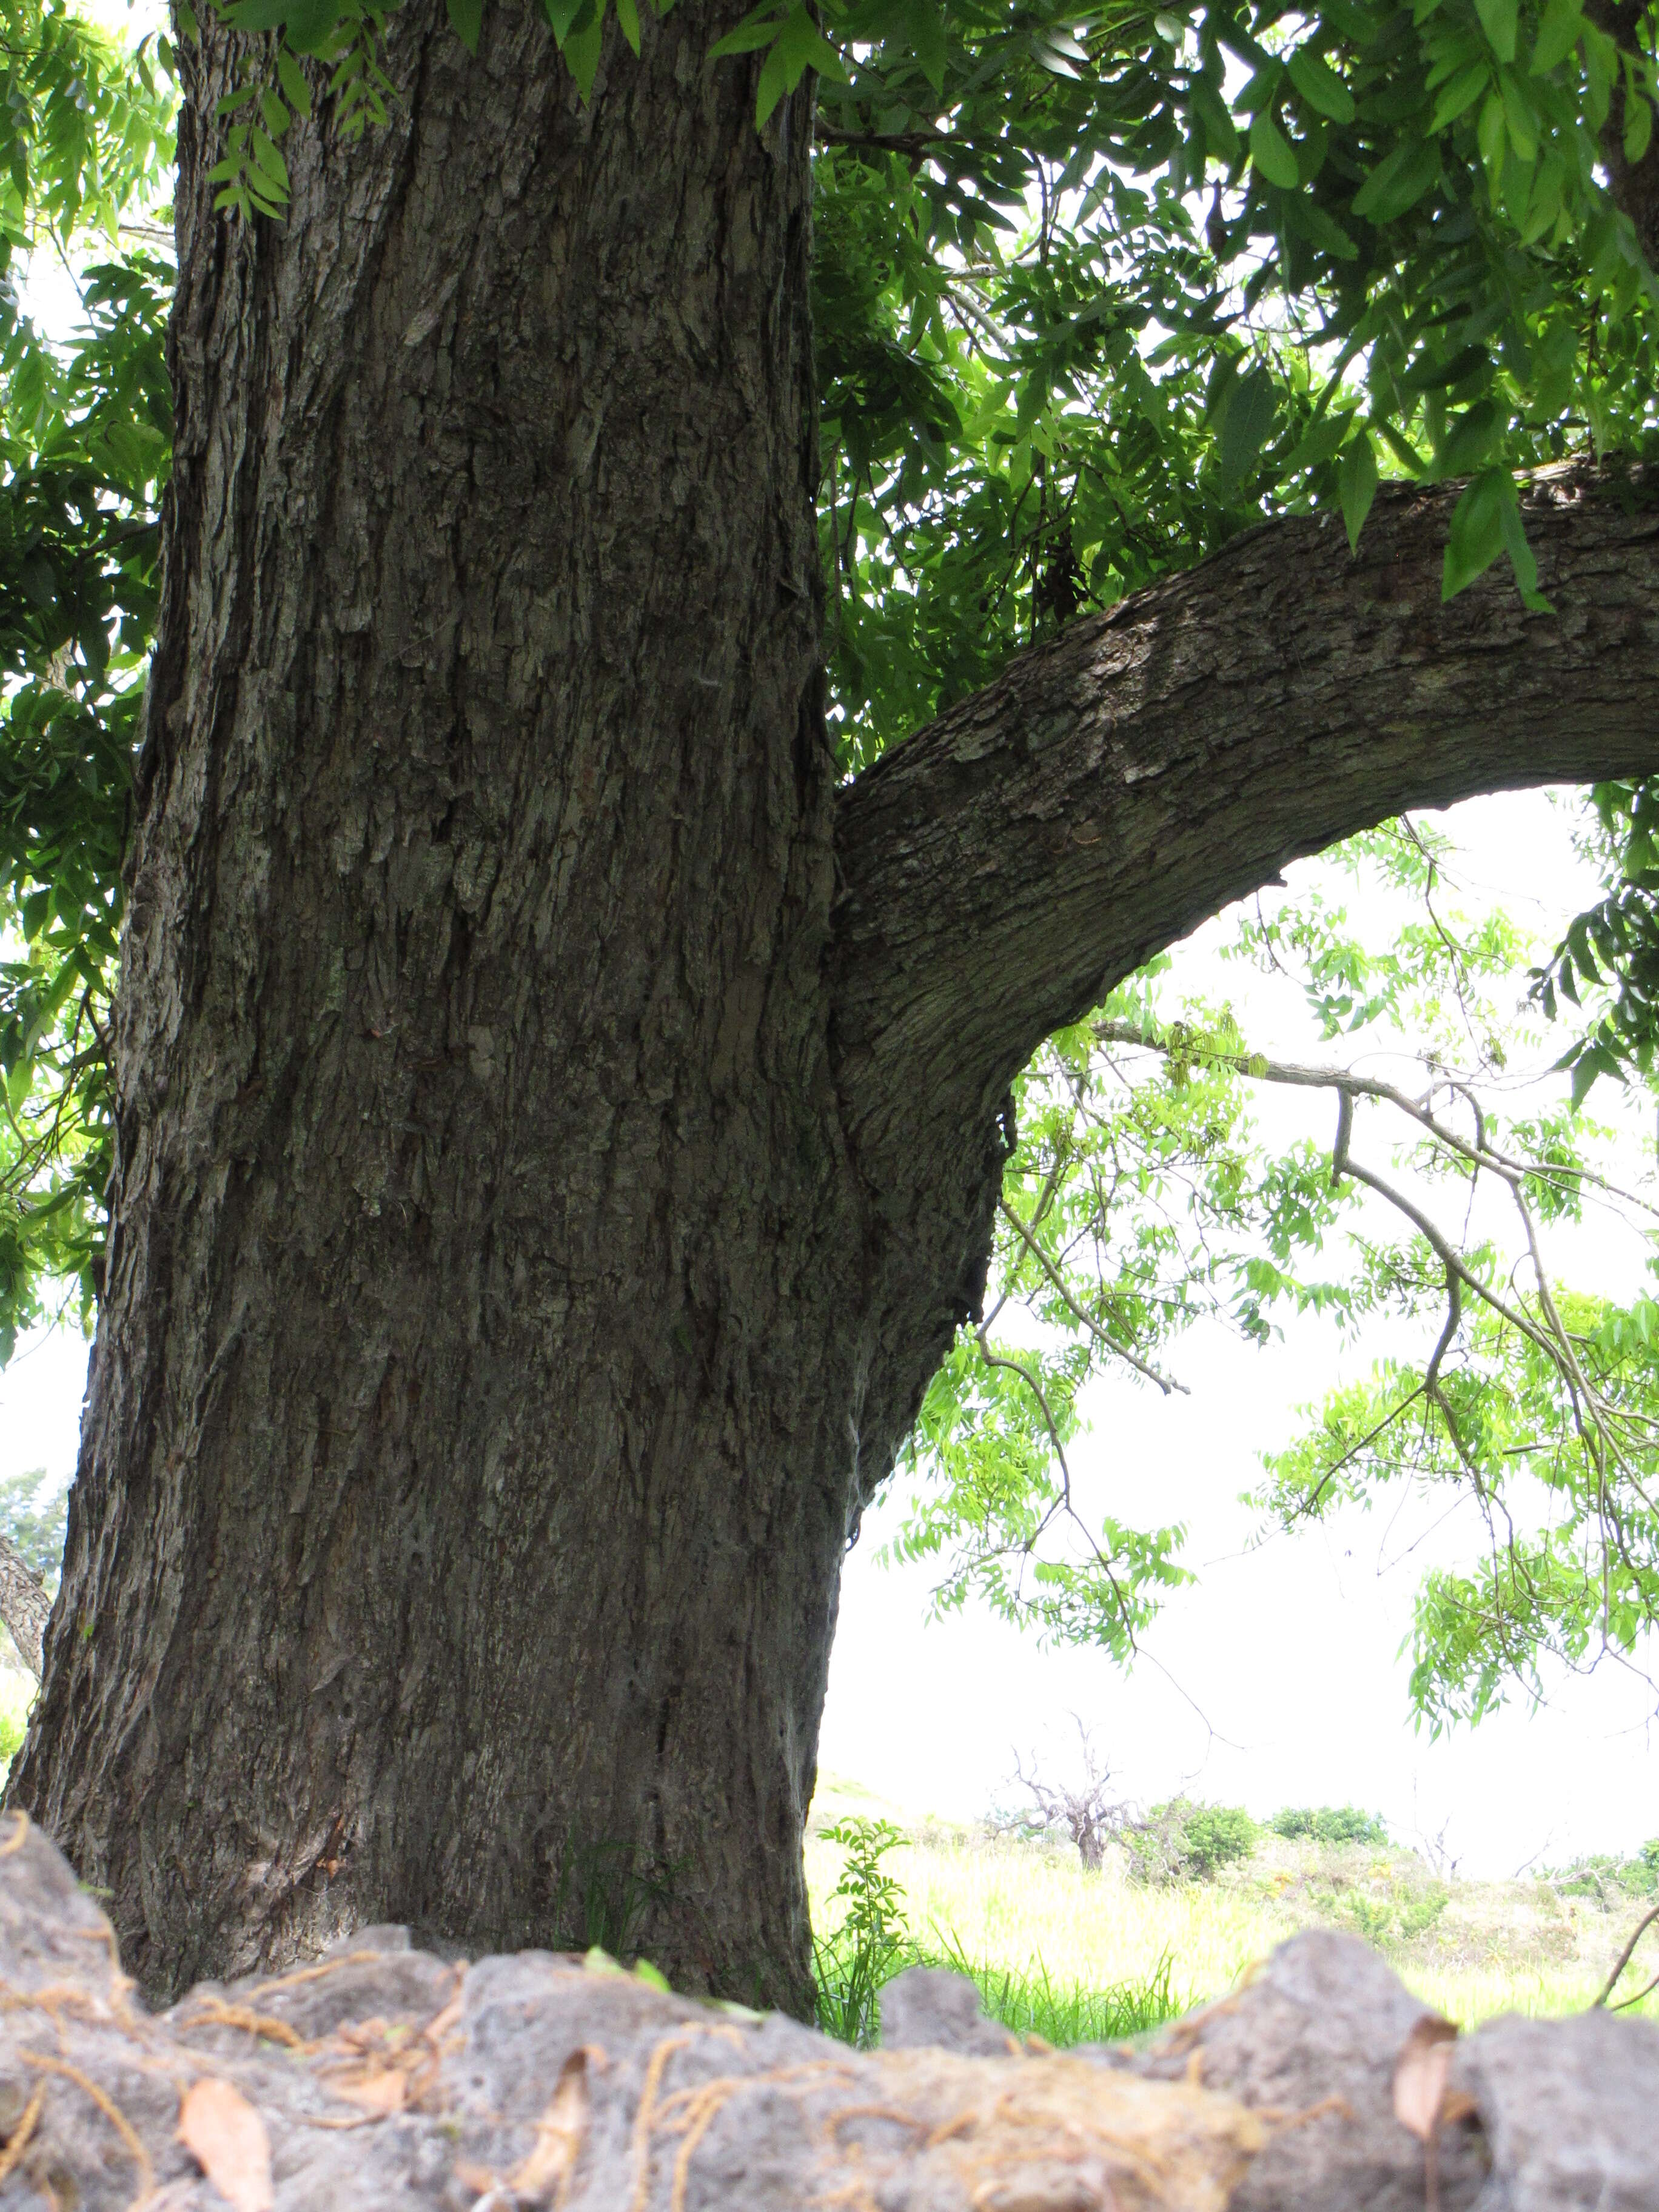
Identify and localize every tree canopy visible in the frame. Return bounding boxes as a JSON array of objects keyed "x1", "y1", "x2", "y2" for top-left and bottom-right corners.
[{"x1": 4, "y1": 0, "x2": 1658, "y2": 1723}]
